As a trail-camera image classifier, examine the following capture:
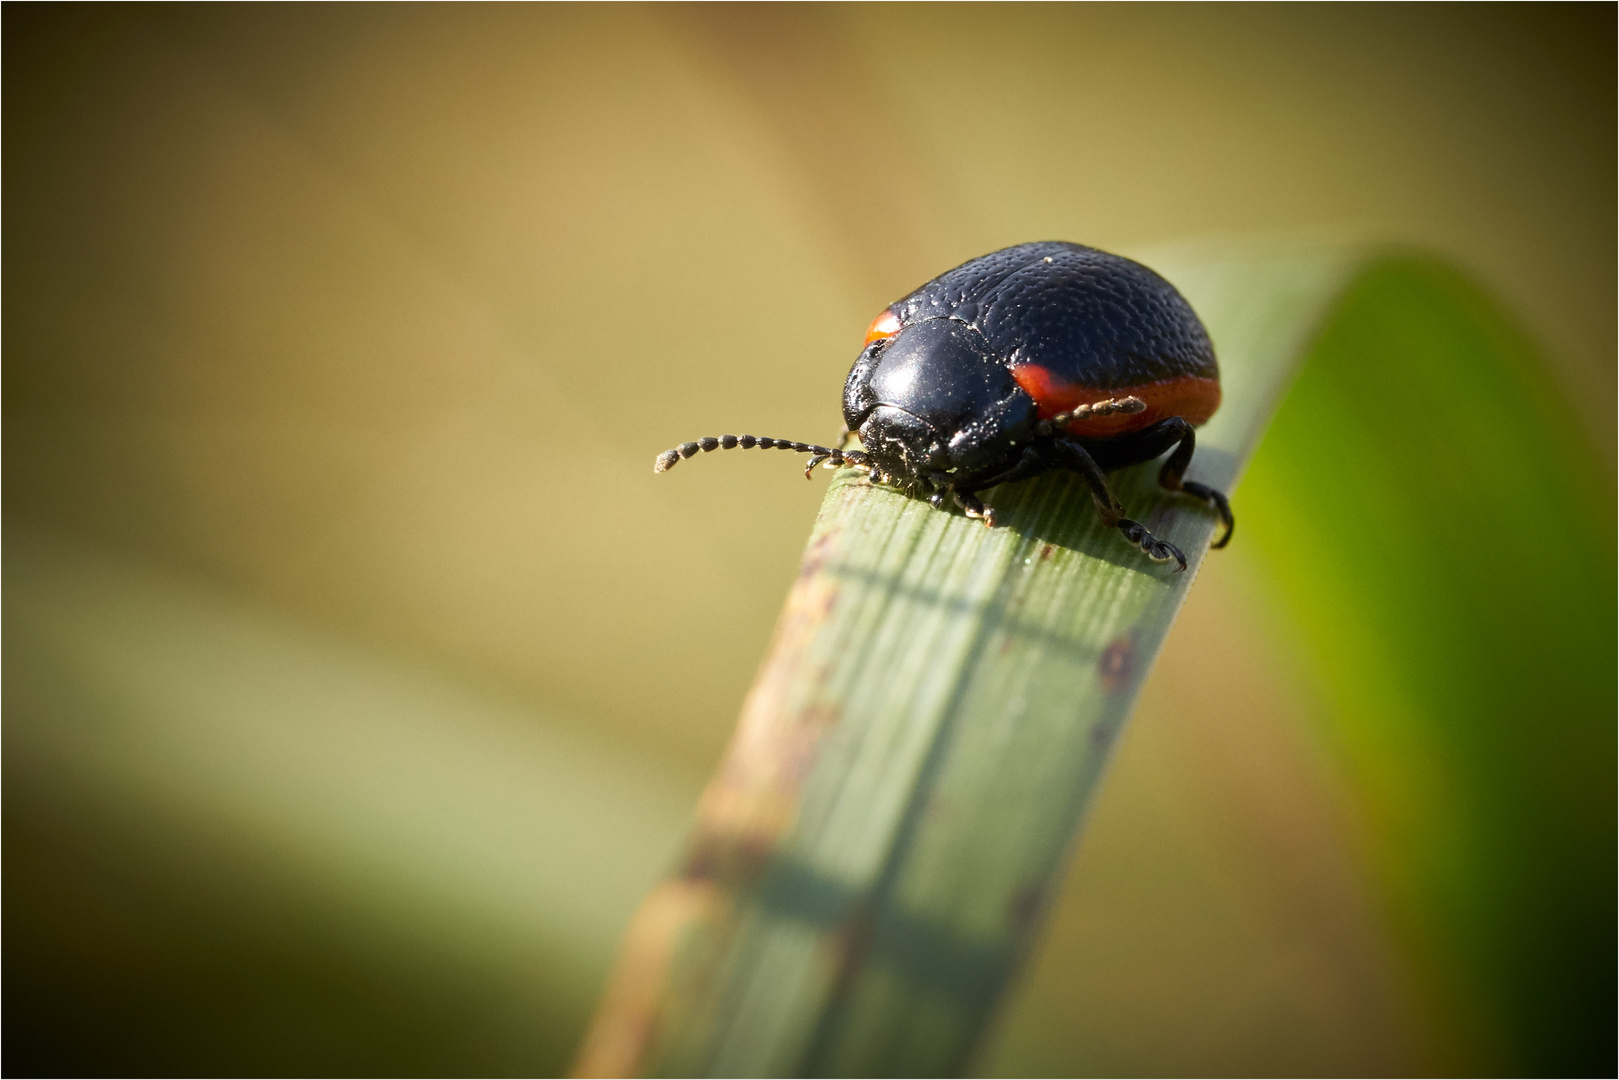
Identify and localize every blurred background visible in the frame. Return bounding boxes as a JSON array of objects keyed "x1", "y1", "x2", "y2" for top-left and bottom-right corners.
[{"x1": 4, "y1": 4, "x2": 1612, "y2": 1077}]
